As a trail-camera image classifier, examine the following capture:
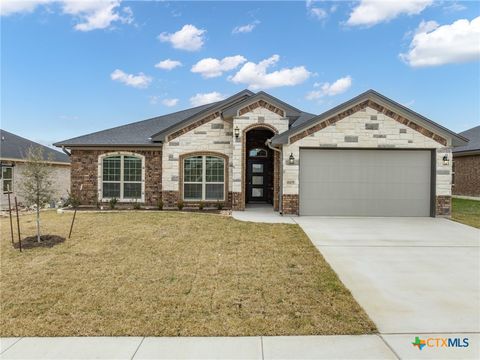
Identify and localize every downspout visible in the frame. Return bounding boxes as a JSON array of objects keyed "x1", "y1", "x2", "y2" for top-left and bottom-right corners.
[
  {"x1": 266, "y1": 139, "x2": 283, "y2": 214},
  {"x1": 61, "y1": 146, "x2": 71, "y2": 157}
]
